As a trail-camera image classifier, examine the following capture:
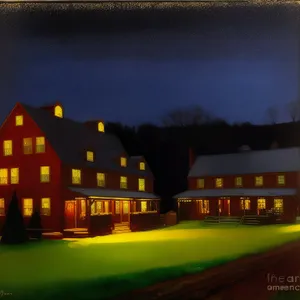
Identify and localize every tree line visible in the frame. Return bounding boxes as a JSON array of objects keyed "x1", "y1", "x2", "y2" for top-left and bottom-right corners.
[{"x1": 106, "y1": 104, "x2": 300, "y2": 213}]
